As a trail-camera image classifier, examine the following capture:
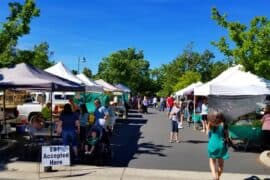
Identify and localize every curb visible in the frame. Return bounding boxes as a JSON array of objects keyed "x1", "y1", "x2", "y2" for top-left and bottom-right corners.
[
  {"x1": 0, "y1": 164, "x2": 269, "y2": 180},
  {"x1": 259, "y1": 150, "x2": 270, "y2": 167}
]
